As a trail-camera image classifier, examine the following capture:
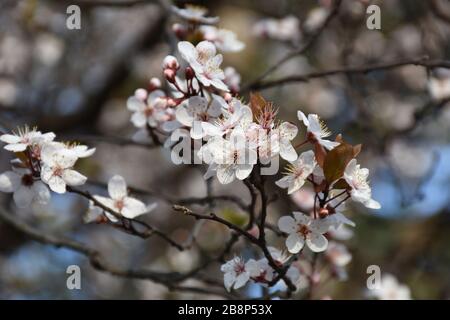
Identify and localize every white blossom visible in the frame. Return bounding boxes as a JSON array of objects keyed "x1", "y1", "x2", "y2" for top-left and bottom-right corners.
[
  {"x1": 40, "y1": 144, "x2": 87, "y2": 194},
  {"x1": 343, "y1": 159, "x2": 381, "y2": 209},
  {"x1": 178, "y1": 41, "x2": 229, "y2": 91},
  {"x1": 278, "y1": 212, "x2": 329, "y2": 253},
  {"x1": 246, "y1": 258, "x2": 274, "y2": 283},
  {"x1": 175, "y1": 95, "x2": 222, "y2": 139},
  {"x1": 172, "y1": 5, "x2": 219, "y2": 25},
  {"x1": 325, "y1": 241, "x2": 352, "y2": 267},
  {"x1": 297, "y1": 111, "x2": 339, "y2": 150},
  {"x1": 368, "y1": 274, "x2": 411, "y2": 300},
  {"x1": 201, "y1": 98, "x2": 252, "y2": 138},
  {"x1": 127, "y1": 89, "x2": 168, "y2": 128},
  {"x1": 220, "y1": 256, "x2": 250, "y2": 291},
  {"x1": 90, "y1": 175, "x2": 155, "y2": 222},
  {"x1": 203, "y1": 127, "x2": 257, "y2": 184},
  {"x1": 276, "y1": 150, "x2": 316, "y2": 194},
  {"x1": 0, "y1": 127, "x2": 55, "y2": 152},
  {"x1": 253, "y1": 15, "x2": 301, "y2": 43},
  {"x1": 200, "y1": 26, "x2": 245, "y2": 52},
  {"x1": 0, "y1": 168, "x2": 50, "y2": 208}
]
